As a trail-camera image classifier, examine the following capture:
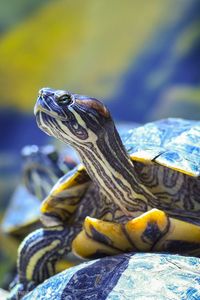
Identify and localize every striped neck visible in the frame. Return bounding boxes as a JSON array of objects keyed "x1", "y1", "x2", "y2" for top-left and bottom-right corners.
[
  {"x1": 74, "y1": 123, "x2": 154, "y2": 216},
  {"x1": 35, "y1": 88, "x2": 155, "y2": 216}
]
